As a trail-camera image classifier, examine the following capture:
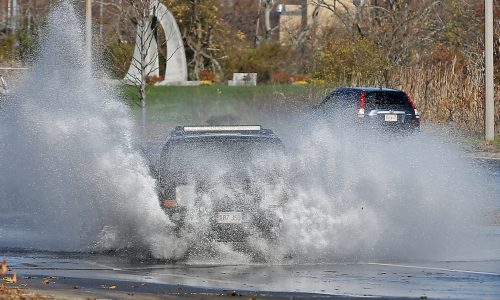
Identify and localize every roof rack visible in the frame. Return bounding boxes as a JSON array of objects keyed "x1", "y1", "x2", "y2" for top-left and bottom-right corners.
[{"x1": 179, "y1": 125, "x2": 262, "y2": 132}]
